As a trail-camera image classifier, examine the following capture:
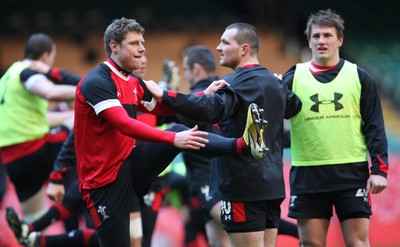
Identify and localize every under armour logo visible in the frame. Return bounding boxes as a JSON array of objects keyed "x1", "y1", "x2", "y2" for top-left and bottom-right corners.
[
  {"x1": 143, "y1": 192, "x2": 155, "y2": 207},
  {"x1": 355, "y1": 188, "x2": 369, "y2": 203},
  {"x1": 310, "y1": 93, "x2": 344, "y2": 112},
  {"x1": 289, "y1": 195, "x2": 297, "y2": 207},
  {"x1": 224, "y1": 215, "x2": 231, "y2": 221},
  {"x1": 200, "y1": 185, "x2": 212, "y2": 202}
]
